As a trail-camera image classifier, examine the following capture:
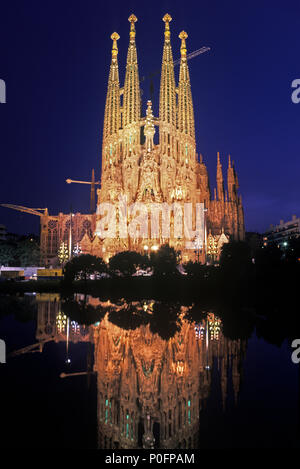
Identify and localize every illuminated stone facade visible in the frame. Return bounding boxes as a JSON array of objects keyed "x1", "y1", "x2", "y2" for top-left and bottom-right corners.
[
  {"x1": 40, "y1": 212, "x2": 96, "y2": 265},
  {"x1": 40, "y1": 13, "x2": 244, "y2": 265},
  {"x1": 91, "y1": 13, "x2": 244, "y2": 262}
]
